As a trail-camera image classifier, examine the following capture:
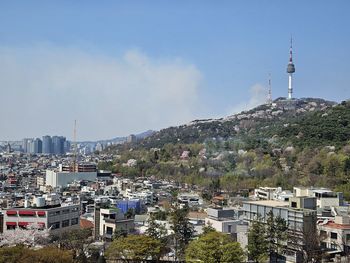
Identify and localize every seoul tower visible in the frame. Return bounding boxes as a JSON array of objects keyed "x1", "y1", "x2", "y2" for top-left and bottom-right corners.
[{"x1": 287, "y1": 37, "x2": 295, "y2": 99}]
